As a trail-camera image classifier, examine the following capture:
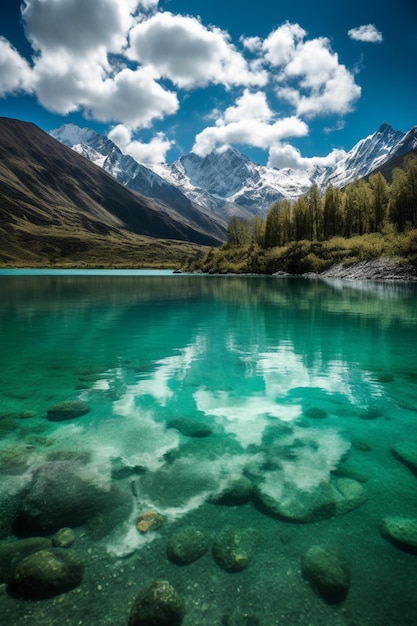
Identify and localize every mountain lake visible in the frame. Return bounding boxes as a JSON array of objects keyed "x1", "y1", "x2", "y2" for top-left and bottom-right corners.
[{"x1": 0, "y1": 270, "x2": 416, "y2": 625}]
